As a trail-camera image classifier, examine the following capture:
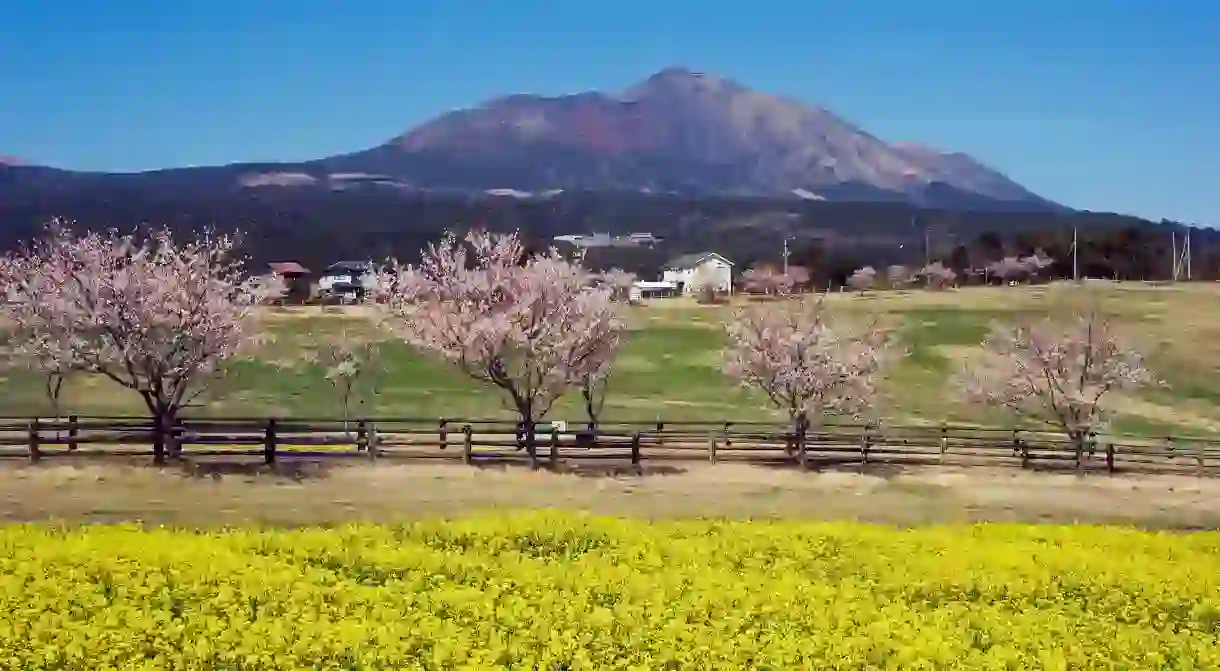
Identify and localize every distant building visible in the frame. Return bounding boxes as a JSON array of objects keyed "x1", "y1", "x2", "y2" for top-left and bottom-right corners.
[
  {"x1": 662, "y1": 252, "x2": 735, "y2": 294},
  {"x1": 631, "y1": 280, "x2": 679, "y2": 300},
  {"x1": 318, "y1": 261, "x2": 378, "y2": 302},
  {"x1": 268, "y1": 261, "x2": 312, "y2": 303}
]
